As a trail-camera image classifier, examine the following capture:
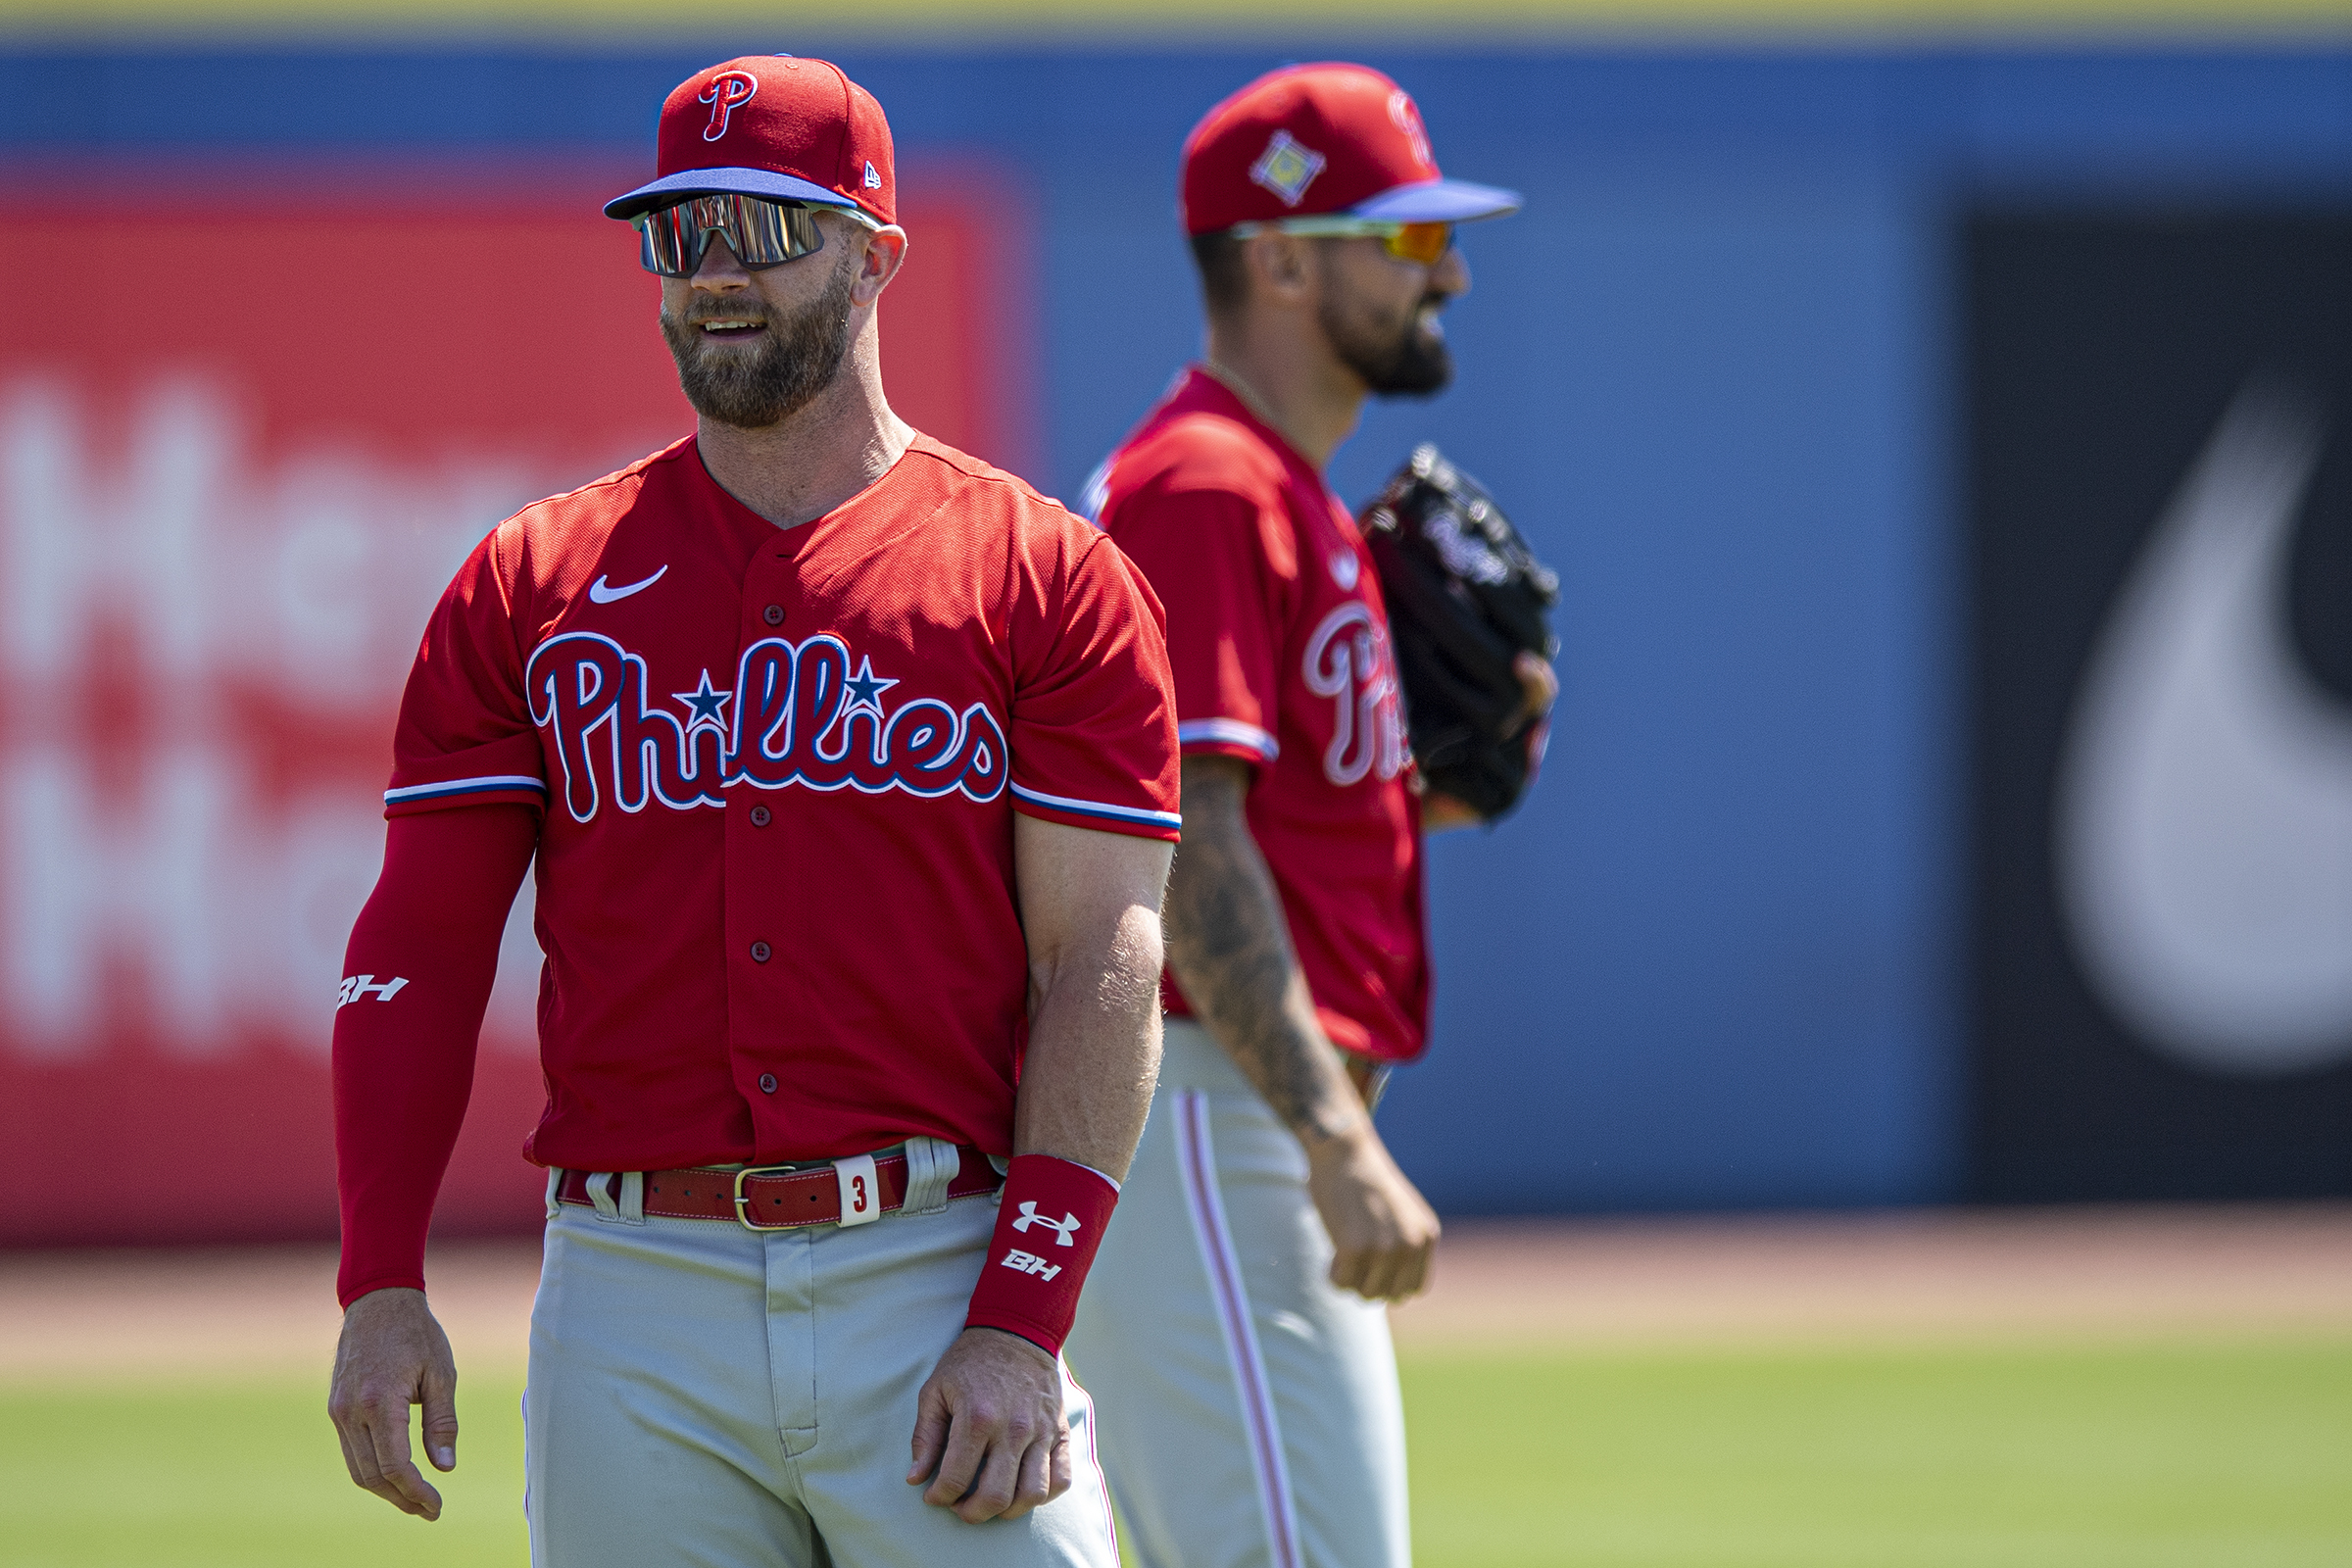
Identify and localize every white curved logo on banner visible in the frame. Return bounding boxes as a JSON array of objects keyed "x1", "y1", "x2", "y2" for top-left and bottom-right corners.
[
  {"x1": 2054, "y1": 382, "x2": 2352, "y2": 1075},
  {"x1": 0, "y1": 376, "x2": 558, "y2": 1060}
]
